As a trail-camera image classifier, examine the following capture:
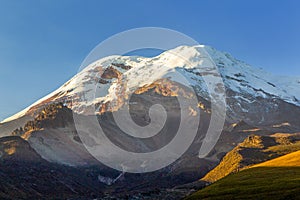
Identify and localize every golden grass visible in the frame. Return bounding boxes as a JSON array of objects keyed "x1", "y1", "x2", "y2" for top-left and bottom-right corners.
[
  {"x1": 254, "y1": 150, "x2": 300, "y2": 167},
  {"x1": 186, "y1": 150, "x2": 300, "y2": 200}
]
